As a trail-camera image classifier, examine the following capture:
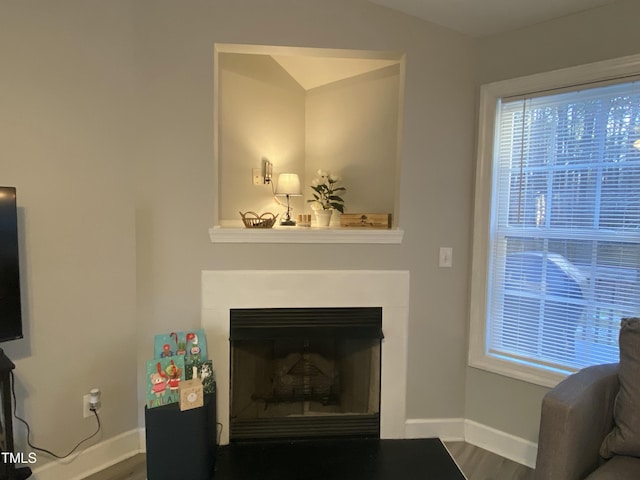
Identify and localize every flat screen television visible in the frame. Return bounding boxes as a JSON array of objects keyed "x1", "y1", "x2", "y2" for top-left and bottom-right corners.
[{"x1": 0, "y1": 186, "x2": 23, "y2": 342}]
